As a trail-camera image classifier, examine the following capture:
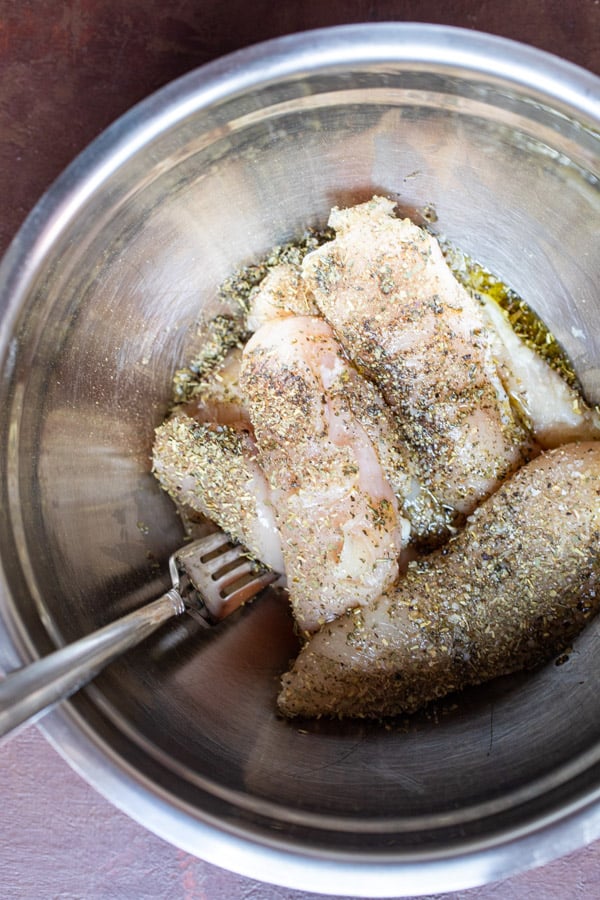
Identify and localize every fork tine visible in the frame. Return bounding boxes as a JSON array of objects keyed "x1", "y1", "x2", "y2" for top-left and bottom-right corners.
[
  {"x1": 204, "y1": 560, "x2": 271, "y2": 618},
  {"x1": 173, "y1": 531, "x2": 280, "y2": 623},
  {"x1": 201, "y1": 544, "x2": 246, "y2": 577},
  {"x1": 180, "y1": 531, "x2": 231, "y2": 559},
  {"x1": 215, "y1": 571, "x2": 279, "y2": 619},
  {"x1": 212, "y1": 557, "x2": 254, "y2": 587}
]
